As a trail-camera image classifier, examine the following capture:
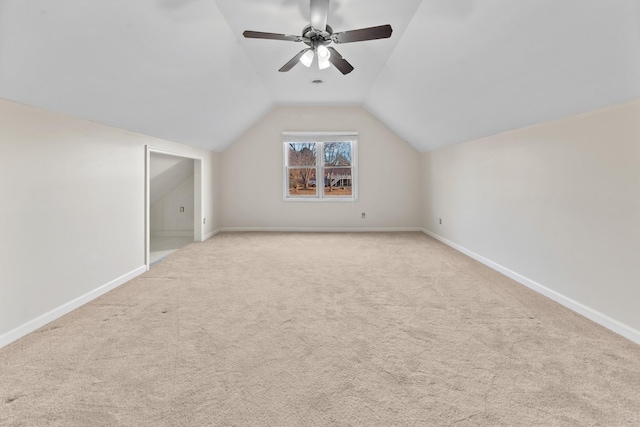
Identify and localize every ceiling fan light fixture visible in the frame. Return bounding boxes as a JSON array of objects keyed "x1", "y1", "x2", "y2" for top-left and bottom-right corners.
[
  {"x1": 317, "y1": 44, "x2": 331, "y2": 70},
  {"x1": 318, "y1": 58, "x2": 331, "y2": 70},
  {"x1": 317, "y1": 44, "x2": 330, "y2": 60},
  {"x1": 318, "y1": 57, "x2": 331, "y2": 70},
  {"x1": 300, "y1": 49, "x2": 314, "y2": 67}
]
